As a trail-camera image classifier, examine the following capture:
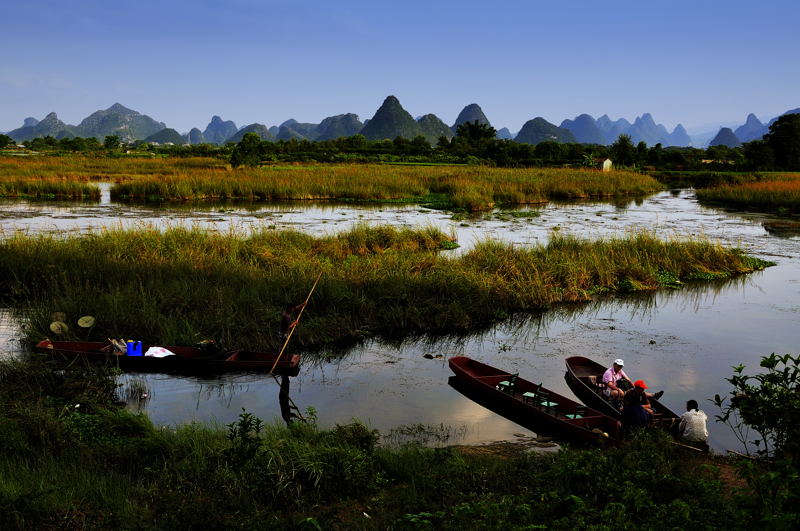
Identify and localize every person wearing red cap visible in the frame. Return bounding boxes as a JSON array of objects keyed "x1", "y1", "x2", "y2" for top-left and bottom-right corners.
[
  {"x1": 627, "y1": 379, "x2": 655, "y2": 416},
  {"x1": 621, "y1": 379, "x2": 651, "y2": 434}
]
